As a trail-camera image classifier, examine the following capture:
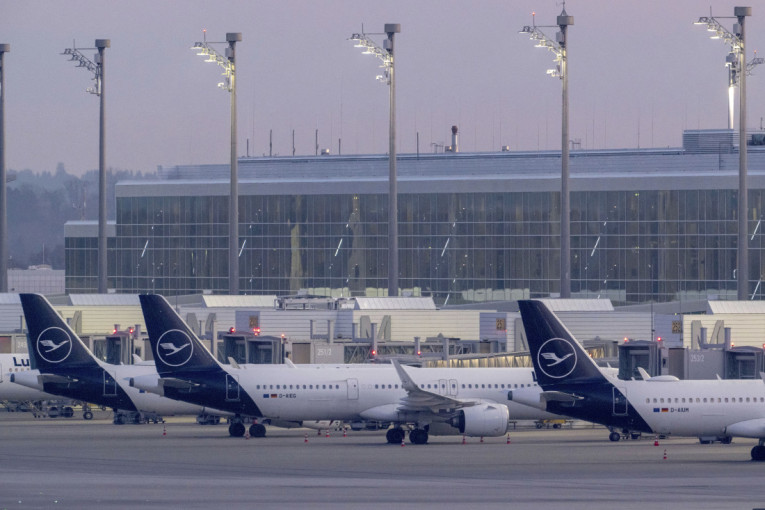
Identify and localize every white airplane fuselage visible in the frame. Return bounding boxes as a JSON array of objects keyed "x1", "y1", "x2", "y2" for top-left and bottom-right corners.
[
  {"x1": 616, "y1": 378, "x2": 765, "y2": 438},
  {"x1": 0, "y1": 354, "x2": 58, "y2": 401},
  {"x1": 141, "y1": 363, "x2": 555, "y2": 424}
]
